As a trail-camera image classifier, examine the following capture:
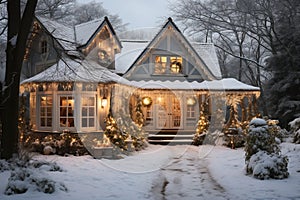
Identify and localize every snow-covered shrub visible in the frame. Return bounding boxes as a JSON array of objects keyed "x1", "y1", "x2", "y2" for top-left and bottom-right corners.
[
  {"x1": 245, "y1": 118, "x2": 289, "y2": 179},
  {"x1": 245, "y1": 118, "x2": 279, "y2": 161},
  {"x1": 5, "y1": 168, "x2": 67, "y2": 195},
  {"x1": 4, "y1": 160, "x2": 67, "y2": 195},
  {"x1": 267, "y1": 119, "x2": 289, "y2": 142},
  {"x1": 22, "y1": 132, "x2": 88, "y2": 156},
  {"x1": 223, "y1": 127, "x2": 246, "y2": 148},
  {"x1": 30, "y1": 160, "x2": 63, "y2": 172},
  {"x1": 0, "y1": 159, "x2": 11, "y2": 172},
  {"x1": 289, "y1": 117, "x2": 300, "y2": 144},
  {"x1": 247, "y1": 151, "x2": 289, "y2": 180}
]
